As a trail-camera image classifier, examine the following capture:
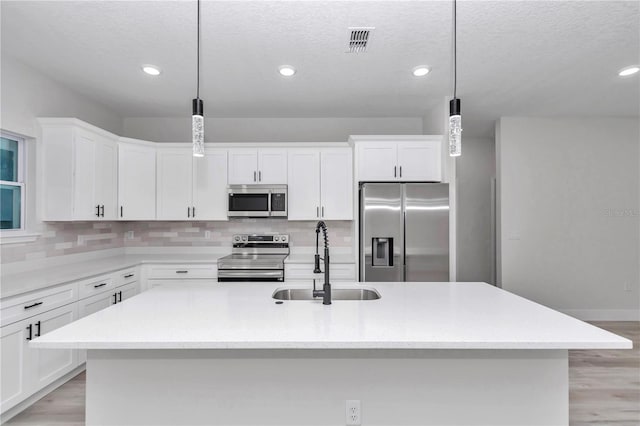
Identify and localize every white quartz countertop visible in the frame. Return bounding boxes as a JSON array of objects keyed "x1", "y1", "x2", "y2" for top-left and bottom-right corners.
[
  {"x1": 31, "y1": 282, "x2": 632, "y2": 350},
  {"x1": 1, "y1": 254, "x2": 226, "y2": 299}
]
